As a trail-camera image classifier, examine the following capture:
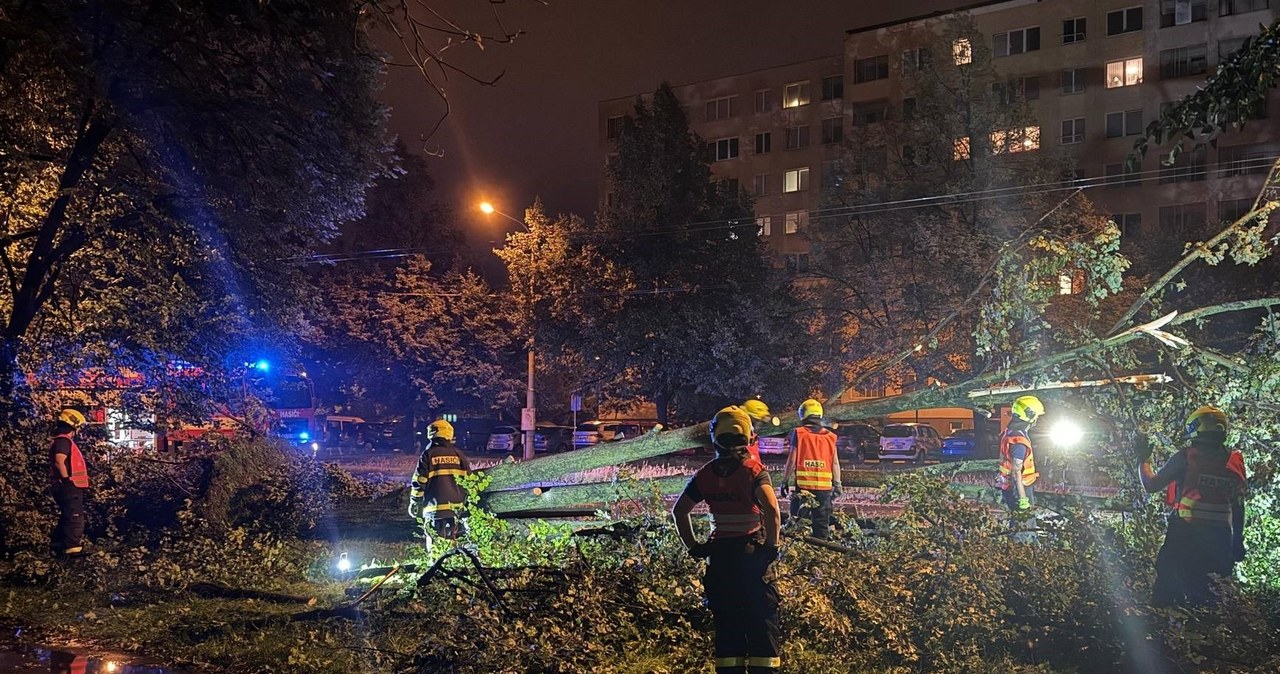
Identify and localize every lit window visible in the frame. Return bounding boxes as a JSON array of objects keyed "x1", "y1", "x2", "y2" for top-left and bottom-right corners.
[
  {"x1": 784, "y1": 210, "x2": 807, "y2": 234},
  {"x1": 756, "y1": 215, "x2": 772, "y2": 237},
  {"x1": 783, "y1": 167, "x2": 810, "y2": 193},
  {"x1": 953, "y1": 136, "x2": 971, "y2": 160},
  {"x1": 990, "y1": 126, "x2": 1040, "y2": 153},
  {"x1": 783, "y1": 82, "x2": 811, "y2": 108},
  {"x1": 1106, "y1": 57, "x2": 1143, "y2": 87},
  {"x1": 953, "y1": 38, "x2": 972, "y2": 65},
  {"x1": 1058, "y1": 271, "x2": 1084, "y2": 295}
]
